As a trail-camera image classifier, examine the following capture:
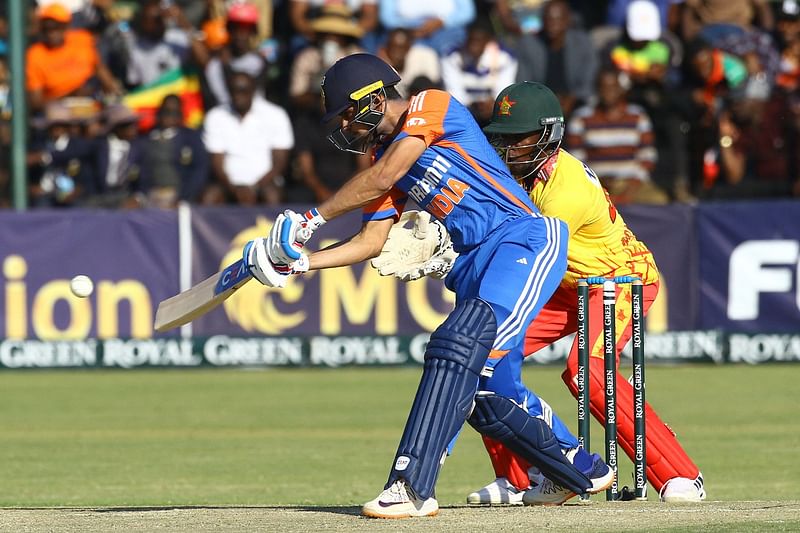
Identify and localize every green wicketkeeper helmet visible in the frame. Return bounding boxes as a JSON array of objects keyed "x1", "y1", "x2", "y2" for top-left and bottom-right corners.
[{"x1": 483, "y1": 82, "x2": 565, "y2": 183}]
